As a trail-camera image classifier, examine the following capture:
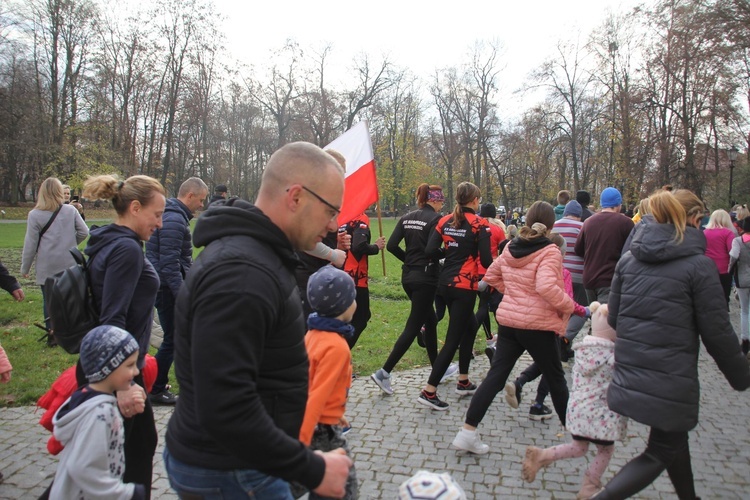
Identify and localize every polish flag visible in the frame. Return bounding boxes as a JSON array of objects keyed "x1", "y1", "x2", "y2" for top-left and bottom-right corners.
[{"x1": 324, "y1": 121, "x2": 378, "y2": 225}]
